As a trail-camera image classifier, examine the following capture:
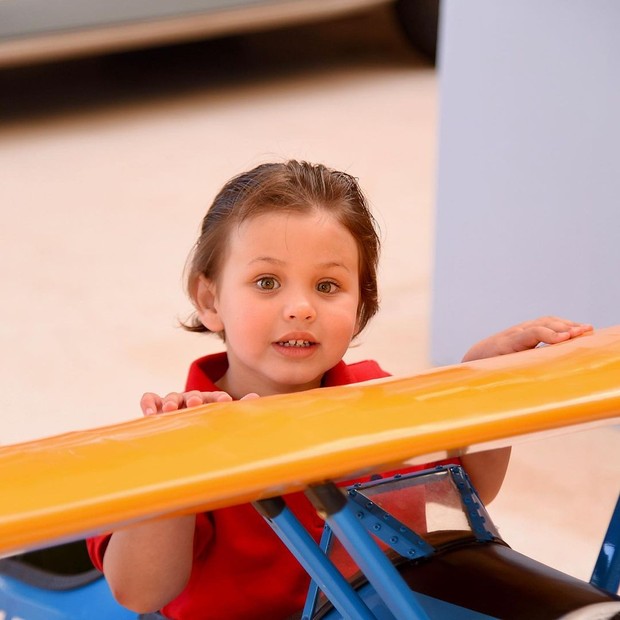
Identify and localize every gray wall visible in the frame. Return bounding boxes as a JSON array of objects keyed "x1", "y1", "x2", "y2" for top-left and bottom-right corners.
[{"x1": 431, "y1": 0, "x2": 620, "y2": 365}]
